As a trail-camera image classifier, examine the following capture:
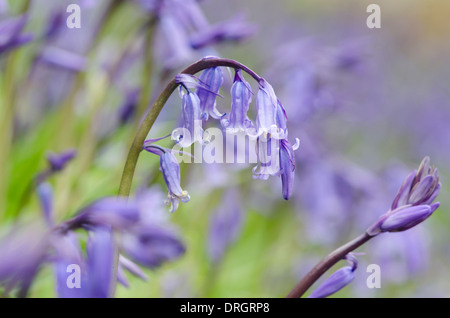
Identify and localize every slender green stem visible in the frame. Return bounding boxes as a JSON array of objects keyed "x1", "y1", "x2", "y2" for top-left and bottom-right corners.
[
  {"x1": 117, "y1": 57, "x2": 262, "y2": 197},
  {"x1": 286, "y1": 232, "x2": 374, "y2": 298}
]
